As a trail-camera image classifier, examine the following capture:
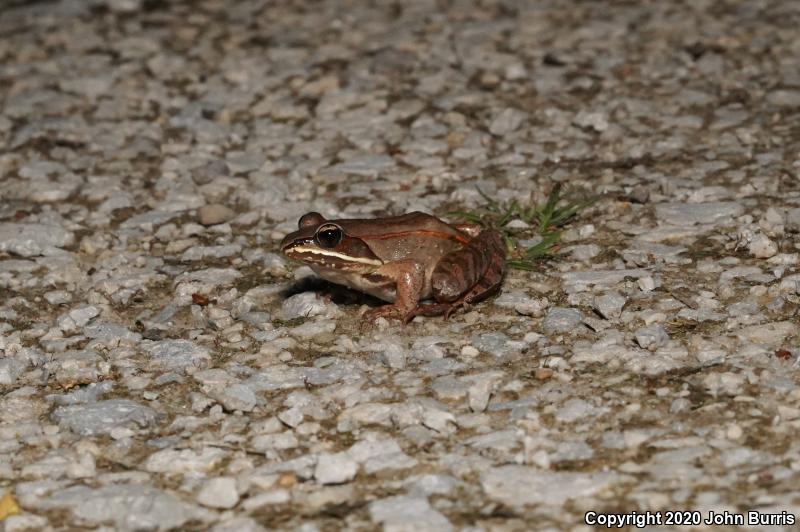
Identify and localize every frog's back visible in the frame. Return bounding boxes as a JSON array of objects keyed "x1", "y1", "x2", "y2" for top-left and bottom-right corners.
[
  {"x1": 341, "y1": 212, "x2": 468, "y2": 263},
  {"x1": 340, "y1": 211, "x2": 454, "y2": 232}
]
